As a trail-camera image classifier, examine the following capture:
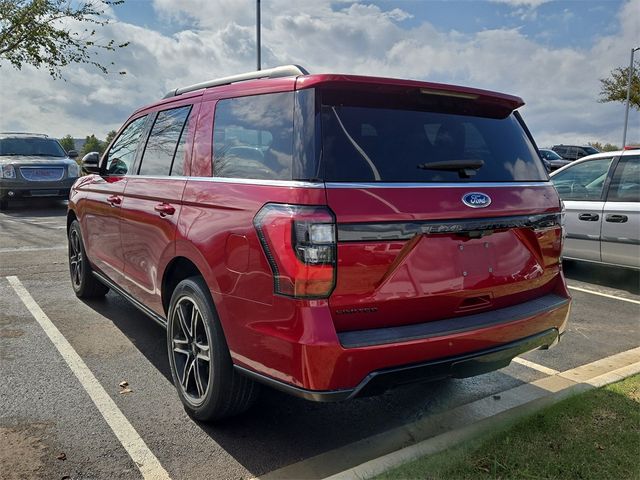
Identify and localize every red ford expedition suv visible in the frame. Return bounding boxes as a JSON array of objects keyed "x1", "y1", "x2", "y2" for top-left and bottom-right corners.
[{"x1": 68, "y1": 65, "x2": 571, "y2": 421}]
